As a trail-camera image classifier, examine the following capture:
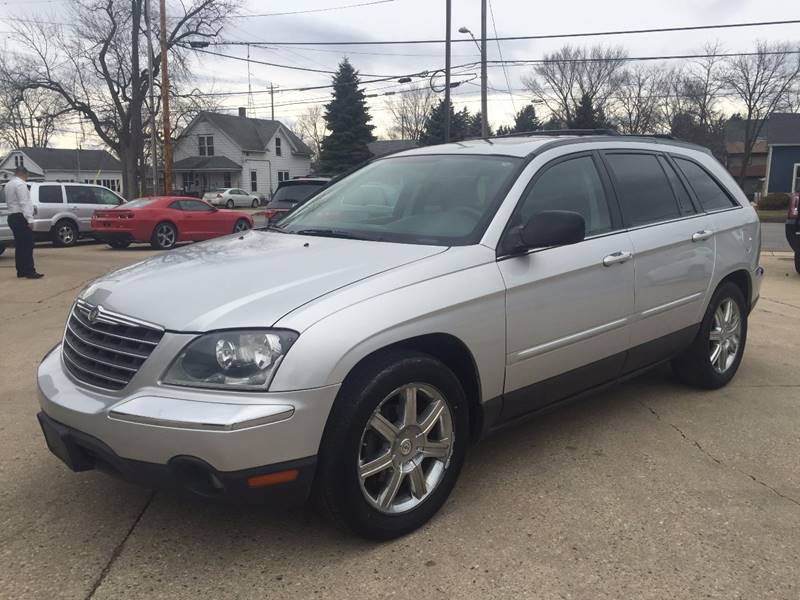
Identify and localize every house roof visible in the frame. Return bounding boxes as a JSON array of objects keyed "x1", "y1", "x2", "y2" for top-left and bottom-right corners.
[
  {"x1": 766, "y1": 113, "x2": 800, "y2": 145},
  {"x1": 368, "y1": 139, "x2": 419, "y2": 158},
  {"x1": 194, "y1": 111, "x2": 312, "y2": 156},
  {"x1": 173, "y1": 156, "x2": 242, "y2": 172},
  {"x1": 16, "y1": 147, "x2": 121, "y2": 172}
]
